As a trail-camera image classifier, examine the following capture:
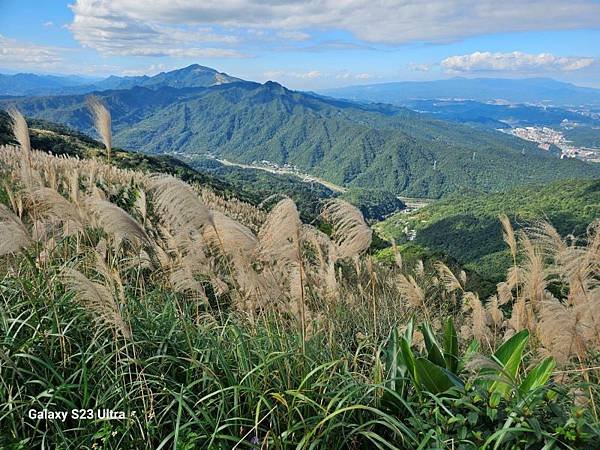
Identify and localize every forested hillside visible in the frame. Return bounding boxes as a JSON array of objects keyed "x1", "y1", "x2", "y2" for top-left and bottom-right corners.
[
  {"x1": 377, "y1": 178, "x2": 600, "y2": 285},
  {"x1": 6, "y1": 79, "x2": 600, "y2": 198},
  {"x1": 0, "y1": 112, "x2": 402, "y2": 221}
]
